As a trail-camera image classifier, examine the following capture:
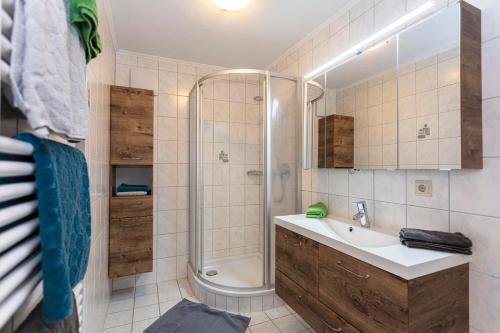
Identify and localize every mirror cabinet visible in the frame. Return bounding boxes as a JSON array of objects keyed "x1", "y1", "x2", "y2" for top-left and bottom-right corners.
[{"x1": 304, "y1": 2, "x2": 482, "y2": 170}]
